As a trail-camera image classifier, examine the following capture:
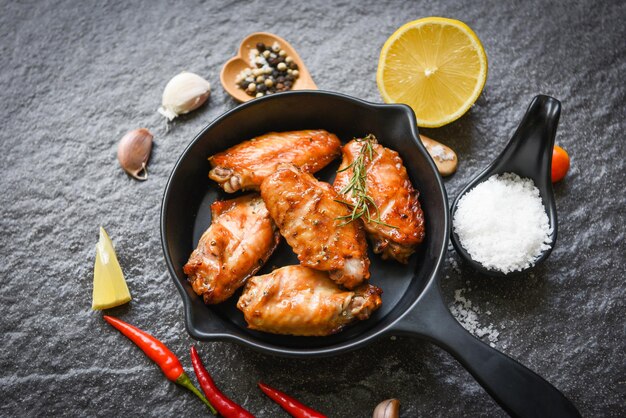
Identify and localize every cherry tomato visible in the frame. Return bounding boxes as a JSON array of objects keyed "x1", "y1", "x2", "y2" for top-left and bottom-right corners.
[{"x1": 551, "y1": 145, "x2": 570, "y2": 183}]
